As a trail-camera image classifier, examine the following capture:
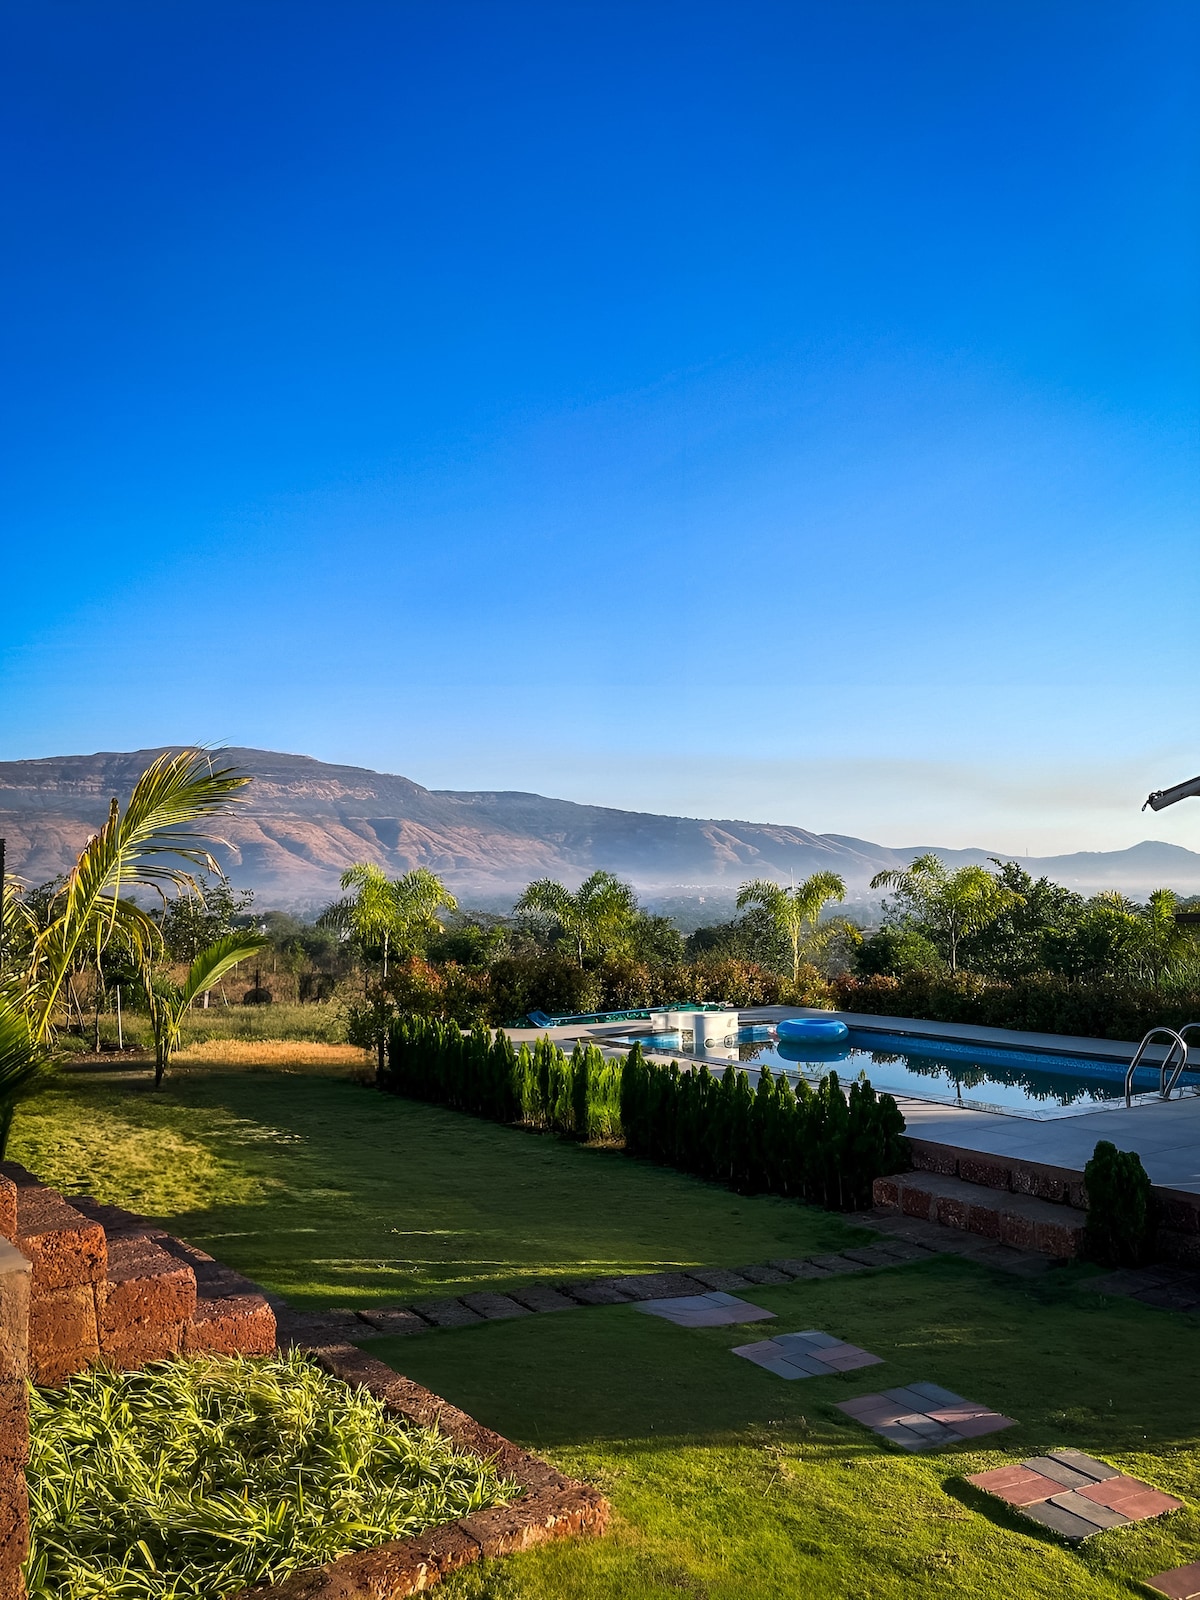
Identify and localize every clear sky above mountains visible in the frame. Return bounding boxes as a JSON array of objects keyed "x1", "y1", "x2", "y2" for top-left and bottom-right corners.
[{"x1": 3, "y1": 2, "x2": 1197, "y2": 853}]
